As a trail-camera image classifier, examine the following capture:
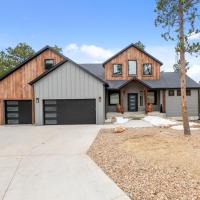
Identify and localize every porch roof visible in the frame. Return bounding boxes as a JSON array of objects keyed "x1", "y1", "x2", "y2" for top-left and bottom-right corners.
[{"x1": 143, "y1": 72, "x2": 200, "y2": 89}]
